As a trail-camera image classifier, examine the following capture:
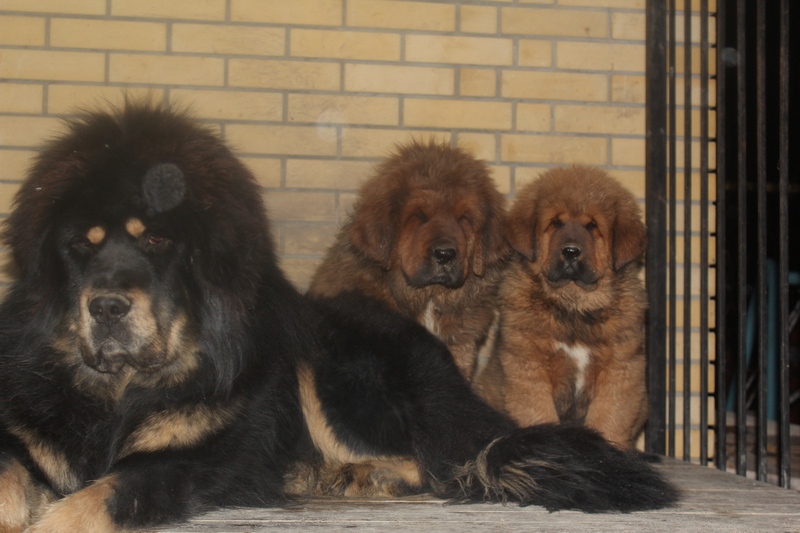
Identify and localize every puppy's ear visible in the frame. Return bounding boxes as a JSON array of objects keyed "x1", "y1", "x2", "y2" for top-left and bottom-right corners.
[
  {"x1": 506, "y1": 219, "x2": 536, "y2": 262},
  {"x1": 506, "y1": 196, "x2": 537, "y2": 262},
  {"x1": 472, "y1": 197, "x2": 509, "y2": 277},
  {"x1": 612, "y1": 200, "x2": 647, "y2": 271},
  {"x1": 347, "y1": 192, "x2": 395, "y2": 269}
]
